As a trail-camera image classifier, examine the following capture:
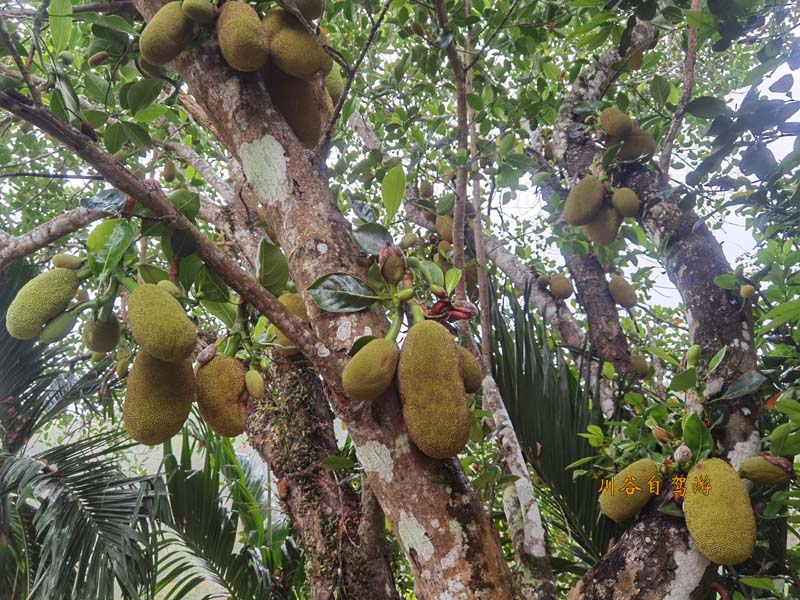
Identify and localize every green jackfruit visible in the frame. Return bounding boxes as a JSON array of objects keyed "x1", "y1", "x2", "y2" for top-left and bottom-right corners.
[
  {"x1": 683, "y1": 458, "x2": 756, "y2": 565},
  {"x1": 6, "y1": 268, "x2": 78, "y2": 340},
  {"x1": 88, "y1": 51, "x2": 109, "y2": 67},
  {"x1": 611, "y1": 187, "x2": 639, "y2": 218},
  {"x1": 157, "y1": 279, "x2": 182, "y2": 297},
  {"x1": 583, "y1": 205, "x2": 622, "y2": 246},
  {"x1": 91, "y1": 351, "x2": 107, "y2": 362},
  {"x1": 263, "y1": 7, "x2": 332, "y2": 79},
  {"x1": 631, "y1": 354, "x2": 649, "y2": 378},
  {"x1": 218, "y1": 1, "x2": 269, "y2": 72},
  {"x1": 278, "y1": 0, "x2": 324, "y2": 21},
  {"x1": 274, "y1": 292, "x2": 308, "y2": 355},
  {"x1": 550, "y1": 274, "x2": 573, "y2": 300},
  {"x1": 116, "y1": 357, "x2": 130, "y2": 379},
  {"x1": 51, "y1": 253, "x2": 83, "y2": 270},
  {"x1": 536, "y1": 274, "x2": 550, "y2": 288},
  {"x1": 127, "y1": 284, "x2": 197, "y2": 363},
  {"x1": 599, "y1": 108, "x2": 633, "y2": 139},
  {"x1": 196, "y1": 356, "x2": 248, "y2": 437},
  {"x1": 458, "y1": 346, "x2": 482, "y2": 394},
  {"x1": 342, "y1": 338, "x2": 400, "y2": 402},
  {"x1": 617, "y1": 127, "x2": 656, "y2": 161},
  {"x1": 40, "y1": 310, "x2": 79, "y2": 344},
  {"x1": 438, "y1": 240, "x2": 452, "y2": 254},
  {"x1": 139, "y1": 1, "x2": 193, "y2": 66},
  {"x1": 563, "y1": 176, "x2": 604, "y2": 226},
  {"x1": 740, "y1": 284, "x2": 755, "y2": 299},
  {"x1": 266, "y1": 67, "x2": 327, "y2": 148},
  {"x1": 739, "y1": 456, "x2": 792, "y2": 485},
  {"x1": 182, "y1": 0, "x2": 215, "y2": 24},
  {"x1": 599, "y1": 458, "x2": 660, "y2": 522},
  {"x1": 245, "y1": 369, "x2": 265, "y2": 400},
  {"x1": 399, "y1": 233, "x2": 419, "y2": 249},
  {"x1": 397, "y1": 320, "x2": 470, "y2": 459},
  {"x1": 123, "y1": 350, "x2": 194, "y2": 445},
  {"x1": 325, "y1": 66, "x2": 344, "y2": 104},
  {"x1": 436, "y1": 214, "x2": 454, "y2": 243},
  {"x1": 162, "y1": 160, "x2": 177, "y2": 182},
  {"x1": 419, "y1": 180, "x2": 434, "y2": 198},
  {"x1": 138, "y1": 58, "x2": 163, "y2": 79},
  {"x1": 82, "y1": 313, "x2": 120, "y2": 353},
  {"x1": 609, "y1": 276, "x2": 637, "y2": 308}
]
